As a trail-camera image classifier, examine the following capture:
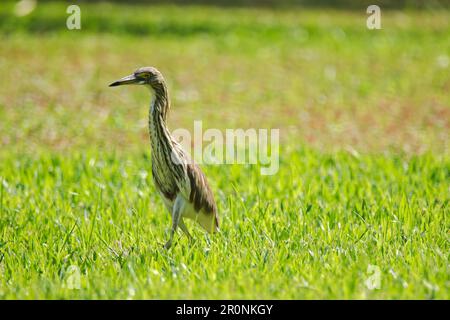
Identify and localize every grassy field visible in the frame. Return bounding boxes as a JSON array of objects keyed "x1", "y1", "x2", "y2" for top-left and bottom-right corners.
[{"x1": 0, "y1": 2, "x2": 449, "y2": 299}]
